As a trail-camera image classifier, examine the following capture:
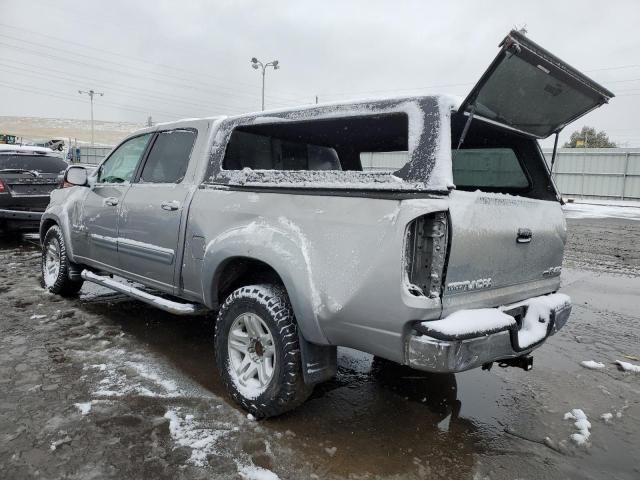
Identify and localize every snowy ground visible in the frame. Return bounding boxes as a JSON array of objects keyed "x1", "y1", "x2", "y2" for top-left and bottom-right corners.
[
  {"x1": 563, "y1": 199, "x2": 640, "y2": 221},
  {"x1": 0, "y1": 217, "x2": 639, "y2": 479}
]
